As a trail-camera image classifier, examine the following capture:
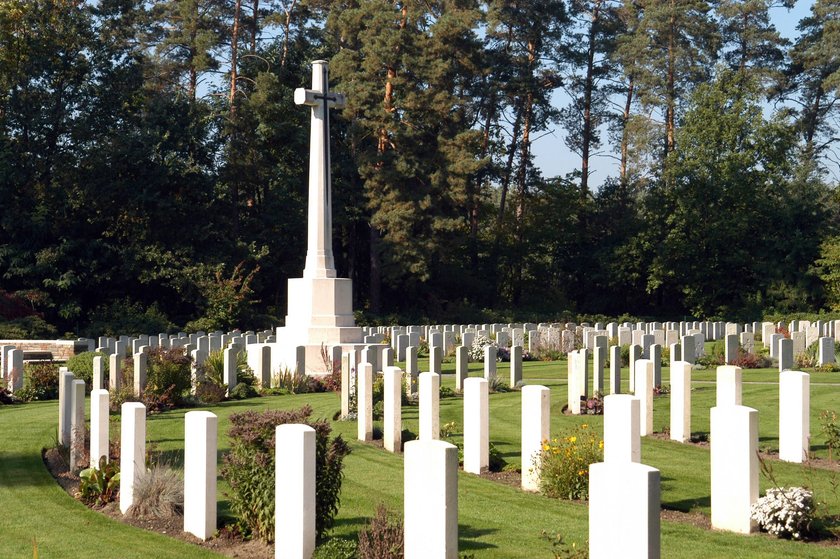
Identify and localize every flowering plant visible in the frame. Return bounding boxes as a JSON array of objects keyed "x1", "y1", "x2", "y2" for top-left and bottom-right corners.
[
  {"x1": 750, "y1": 487, "x2": 814, "y2": 540},
  {"x1": 468, "y1": 334, "x2": 496, "y2": 361},
  {"x1": 539, "y1": 424, "x2": 603, "y2": 500}
]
